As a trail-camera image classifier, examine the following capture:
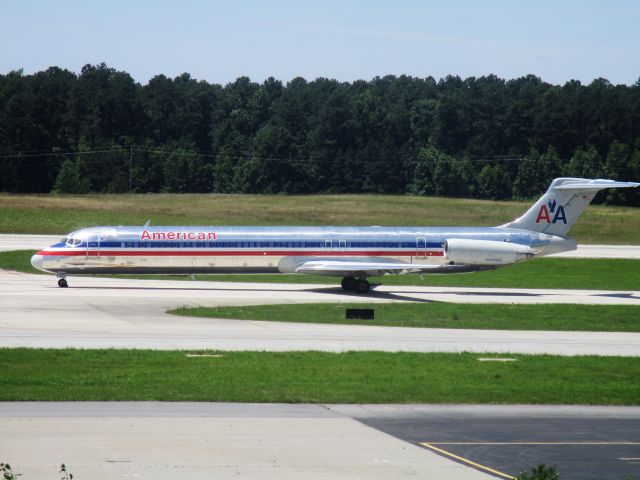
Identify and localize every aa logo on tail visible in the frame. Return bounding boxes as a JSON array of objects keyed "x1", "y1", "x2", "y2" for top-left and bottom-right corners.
[{"x1": 536, "y1": 199, "x2": 567, "y2": 224}]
